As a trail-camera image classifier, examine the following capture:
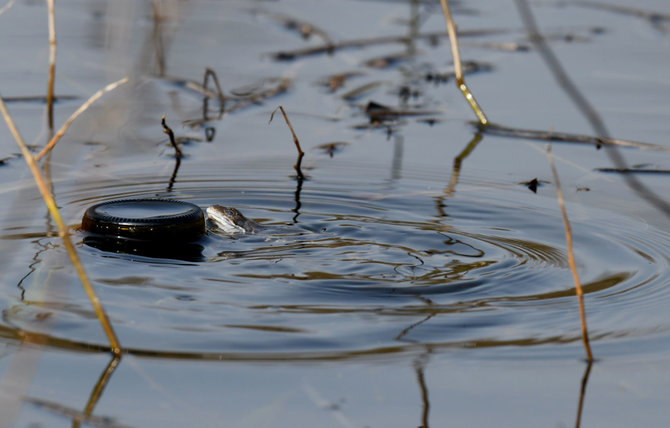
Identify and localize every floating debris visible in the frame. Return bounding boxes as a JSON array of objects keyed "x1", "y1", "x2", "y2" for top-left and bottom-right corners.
[
  {"x1": 479, "y1": 122, "x2": 670, "y2": 151},
  {"x1": 270, "y1": 28, "x2": 510, "y2": 60},
  {"x1": 315, "y1": 141, "x2": 349, "y2": 157},
  {"x1": 520, "y1": 178, "x2": 551, "y2": 193},
  {"x1": 1, "y1": 95, "x2": 78, "y2": 104},
  {"x1": 364, "y1": 51, "x2": 421, "y2": 69},
  {"x1": 0, "y1": 154, "x2": 21, "y2": 166},
  {"x1": 595, "y1": 168, "x2": 670, "y2": 174},
  {"x1": 251, "y1": 9, "x2": 333, "y2": 43},
  {"x1": 425, "y1": 60, "x2": 494, "y2": 85},
  {"x1": 340, "y1": 81, "x2": 385, "y2": 101},
  {"x1": 365, "y1": 101, "x2": 441, "y2": 124},
  {"x1": 318, "y1": 71, "x2": 365, "y2": 92}
]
